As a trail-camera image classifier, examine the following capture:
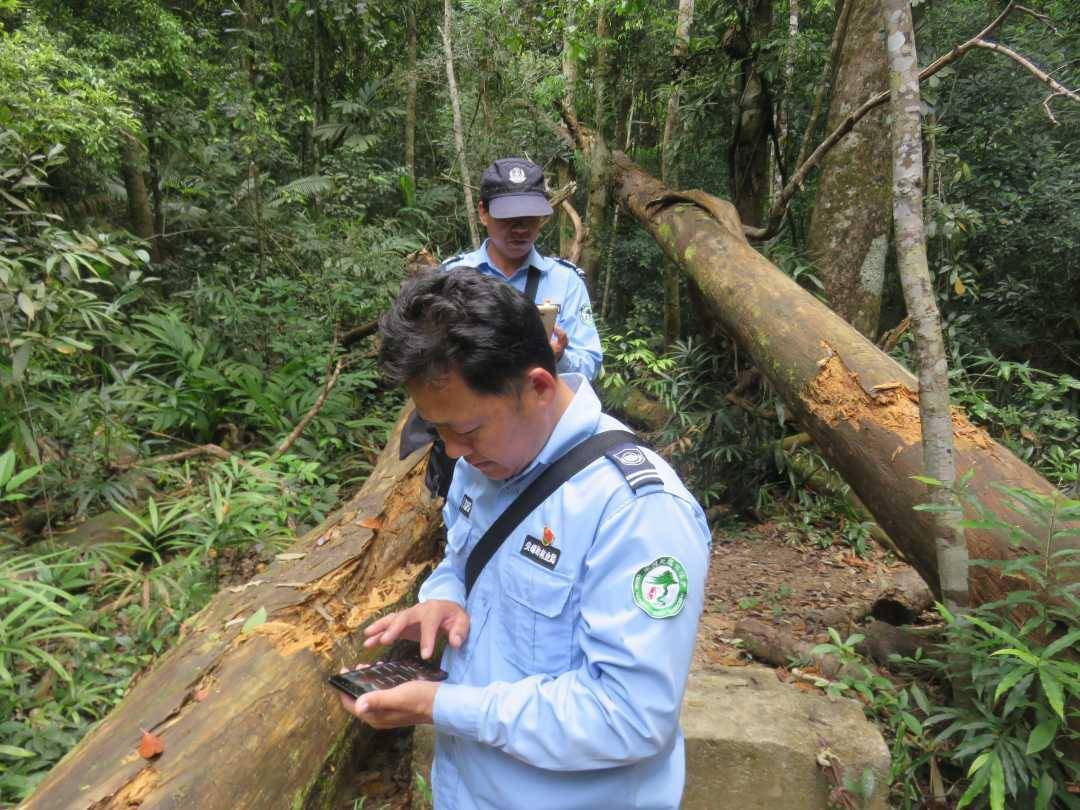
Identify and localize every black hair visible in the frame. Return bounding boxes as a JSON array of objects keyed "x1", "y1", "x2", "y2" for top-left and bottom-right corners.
[{"x1": 378, "y1": 268, "x2": 557, "y2": 395}]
